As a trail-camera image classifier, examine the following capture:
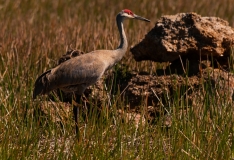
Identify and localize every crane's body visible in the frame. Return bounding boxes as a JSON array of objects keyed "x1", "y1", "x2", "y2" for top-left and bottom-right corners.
[
  {"x1": 33, "y1": 49, "x2": 126, "y2": 97},
  {"x1": 50, "y1": 50, "x2": 109, "y2": 94},
  {"x1": 33, "y1": 9, "x2": 150, "y2": 137}
]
